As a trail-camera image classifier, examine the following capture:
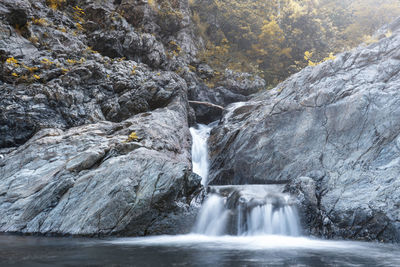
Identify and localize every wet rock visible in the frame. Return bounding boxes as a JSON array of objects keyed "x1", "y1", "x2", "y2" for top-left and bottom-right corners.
[
  {"x1": 208, "y1": 19, "x2": 400, "y2": 242},
  {"x1": 285, "y1": 177, "x2": 321, "y2": 236}
]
